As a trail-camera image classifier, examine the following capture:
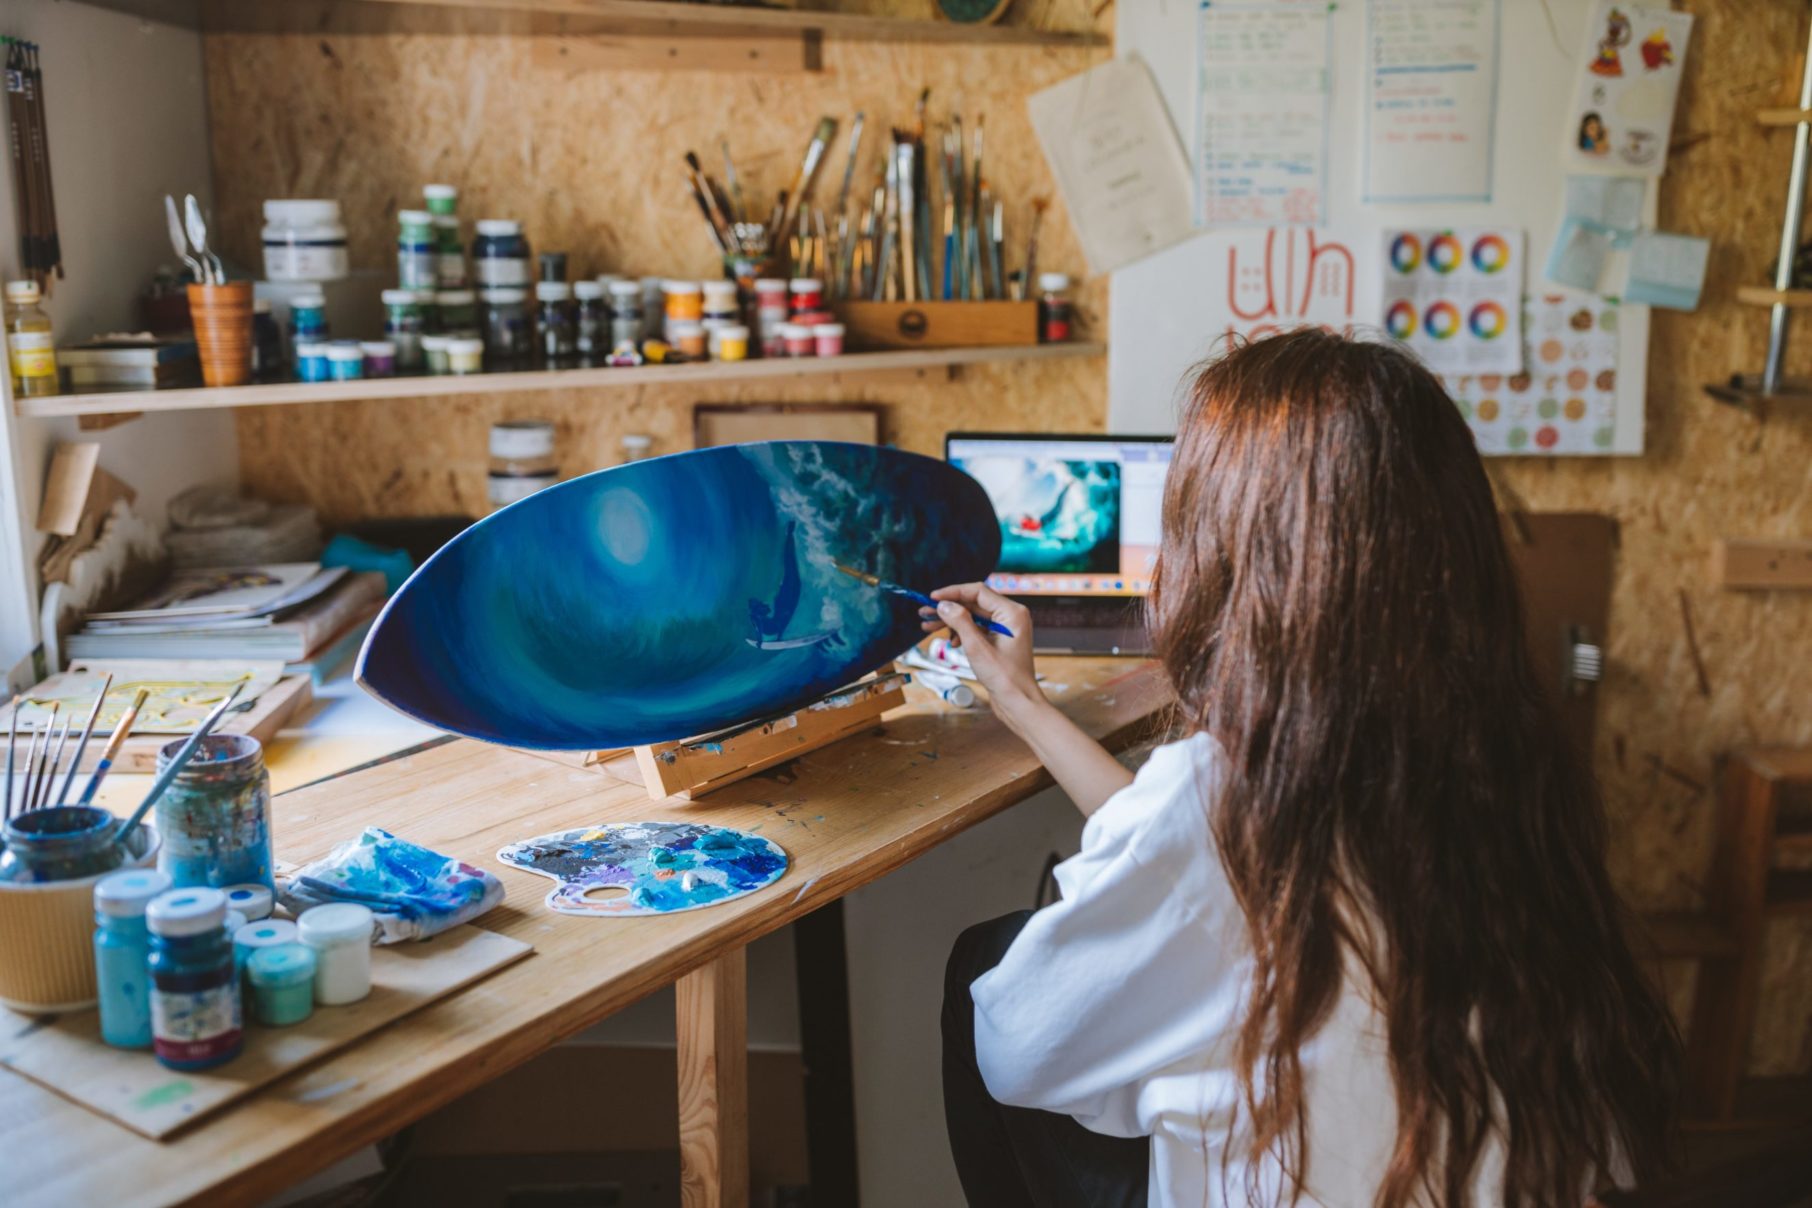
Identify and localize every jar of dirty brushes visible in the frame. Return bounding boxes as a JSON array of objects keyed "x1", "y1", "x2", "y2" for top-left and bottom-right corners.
[
  {"x1": 154, "y1": 734, "x2": 273, "y2": 891},
  {"x1": 0, "y1": 805, "x2": 129, "y2": 883},
  {"x1": 473, "y1": 219, "x2": 531, "y2": 288},
  {"x1": 5, "y1": 279, "x2": 59, "y2": 397},
  {"x1": 147, "y1": 887, "x2": 243, "y2": 1071}
]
